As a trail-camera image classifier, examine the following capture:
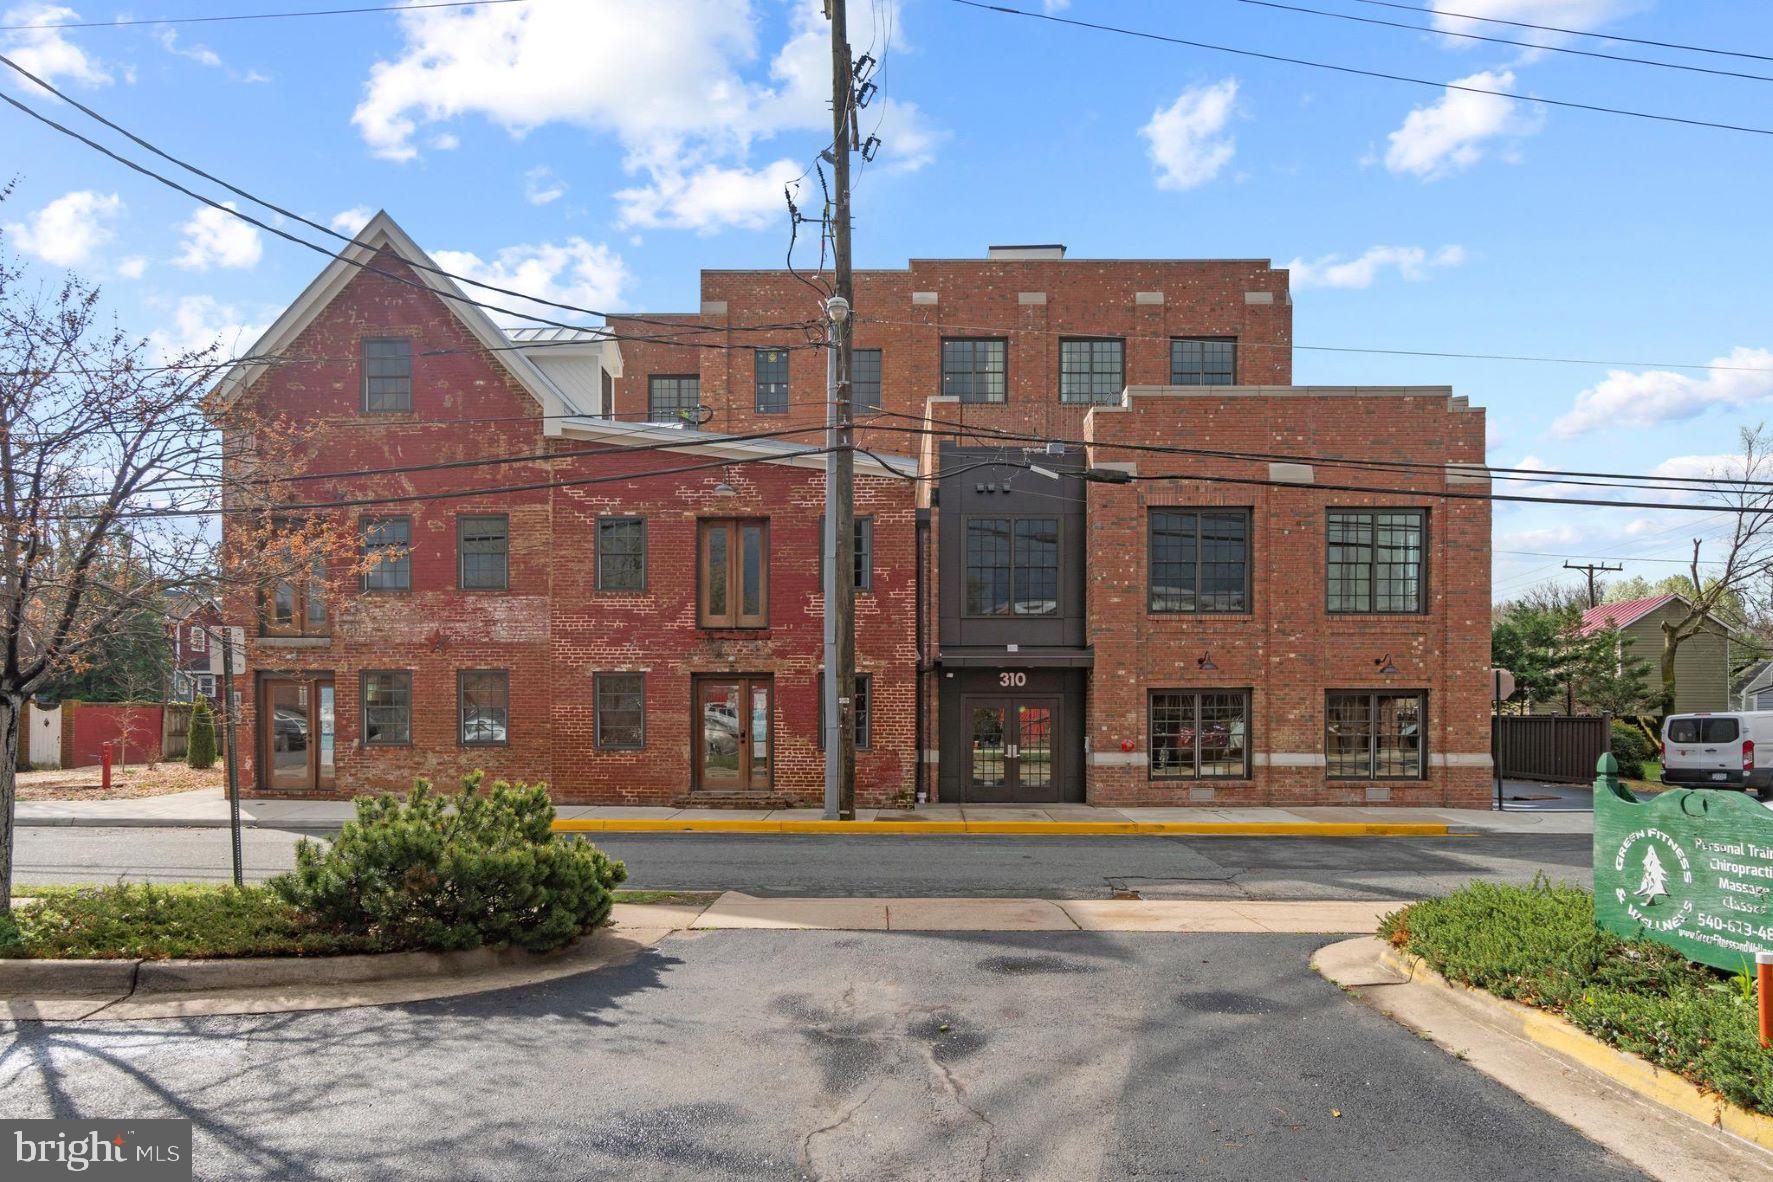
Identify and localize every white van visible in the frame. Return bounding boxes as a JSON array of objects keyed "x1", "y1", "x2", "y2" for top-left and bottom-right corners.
[{"x1": 1660, "y1": 712, "x2": 1773, "y2": 797}]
